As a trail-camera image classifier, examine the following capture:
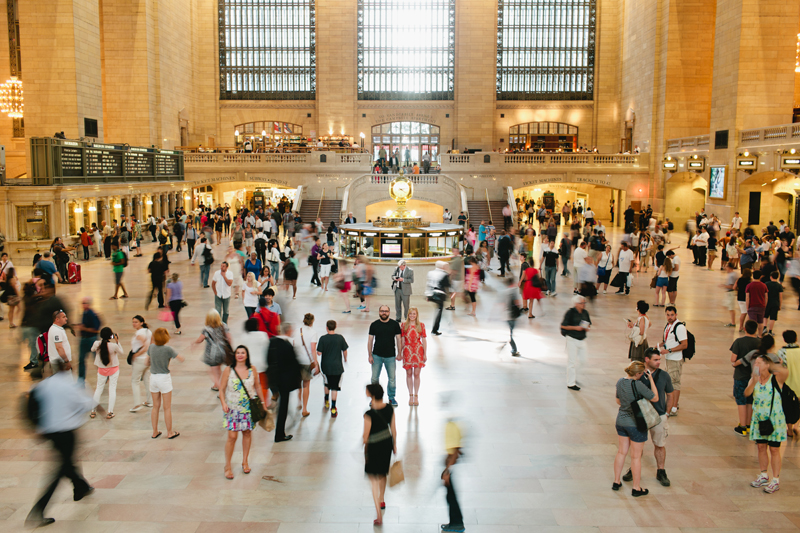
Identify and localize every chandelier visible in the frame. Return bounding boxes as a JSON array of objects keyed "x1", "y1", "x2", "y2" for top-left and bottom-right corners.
[{"x1": 0, "y1": 76, "x2": 23, "y2": 118}]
